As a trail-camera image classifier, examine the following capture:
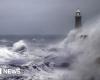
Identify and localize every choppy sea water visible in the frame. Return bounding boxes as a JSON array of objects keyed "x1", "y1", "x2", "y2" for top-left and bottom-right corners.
[
  {"x1": 1, "y1": 18, "x2": 100, "y2": 80},
  {"x1": 0, "y1": 35, "x2": 66, "y2": 80}
]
